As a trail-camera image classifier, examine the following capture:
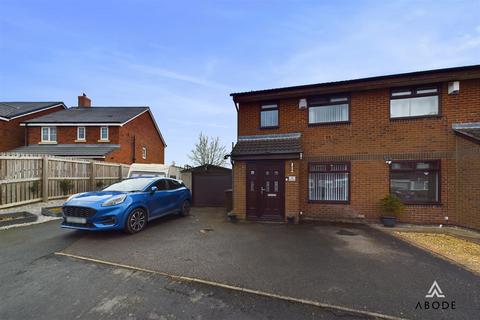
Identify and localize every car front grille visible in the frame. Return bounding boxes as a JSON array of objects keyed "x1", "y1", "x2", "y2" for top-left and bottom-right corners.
[{"x1": 63, "y1": 206, "x2": 97, "y2": 218}]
